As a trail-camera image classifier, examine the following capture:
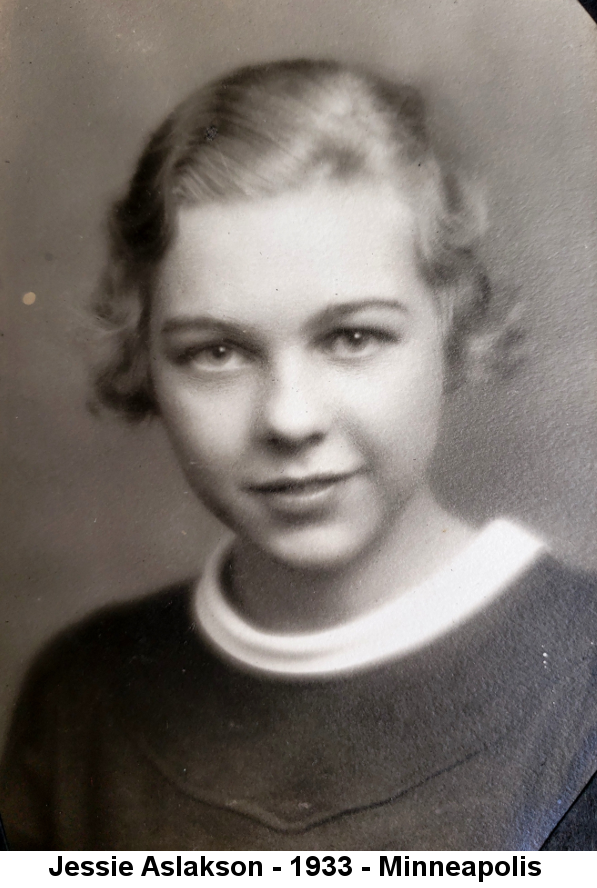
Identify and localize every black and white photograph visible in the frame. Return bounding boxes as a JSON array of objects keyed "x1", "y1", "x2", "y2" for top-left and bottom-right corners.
[{"x1": 0, "y1": 0, "x2": 596, "y2": 852}]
